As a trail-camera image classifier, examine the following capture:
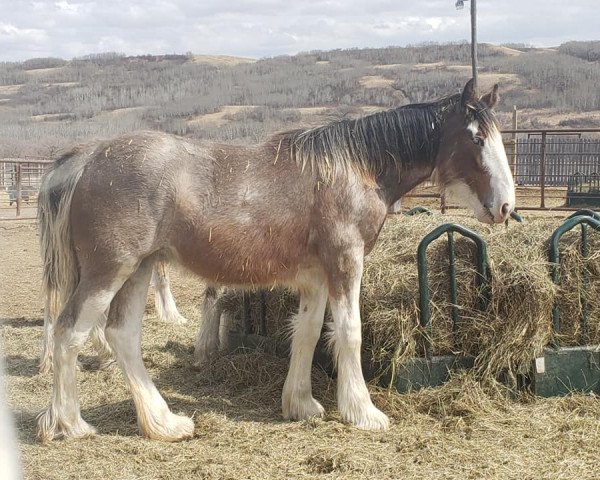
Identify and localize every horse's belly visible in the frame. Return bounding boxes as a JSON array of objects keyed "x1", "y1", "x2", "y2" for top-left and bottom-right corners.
[{"x1": 172, "y1": 222, "x2": 310, "y2": 287}]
